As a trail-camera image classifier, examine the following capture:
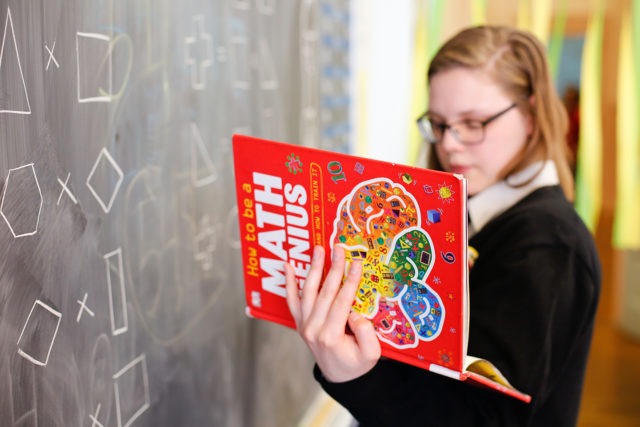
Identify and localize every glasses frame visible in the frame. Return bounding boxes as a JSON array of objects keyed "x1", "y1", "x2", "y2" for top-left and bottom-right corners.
[{"x1": 416, "y1": 103, "x2": 518, "y2": 145}]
